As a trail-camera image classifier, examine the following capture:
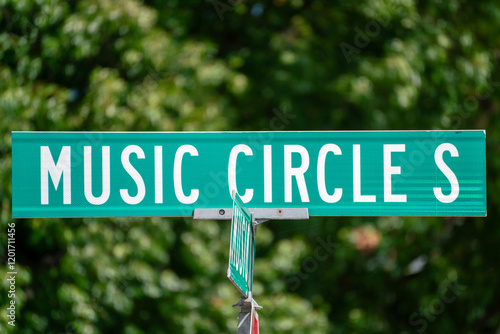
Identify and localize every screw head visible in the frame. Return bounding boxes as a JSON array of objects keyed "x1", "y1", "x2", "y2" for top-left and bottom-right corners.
[{"x1": 219, "y1": 209, "x2": 225, "y2": 215}]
